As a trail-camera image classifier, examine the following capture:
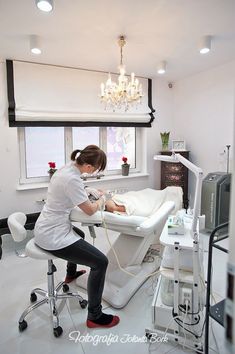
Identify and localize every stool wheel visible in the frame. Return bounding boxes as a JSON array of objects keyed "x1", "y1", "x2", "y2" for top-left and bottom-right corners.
[
  {"x1": 62, "y1": 284, "x2": 69, "y2": 292},
  {"x1": 145, "y1": 332, "x2": 152, "y2": 340},
  {"x1": 79, "y1": 299, "x2": 88, "y2": 309},
  {"x1": 53, "y1": 326, "x2": 63, "y2": 337},
  {"x1": 30, "y1": 292, "x2": 37, "y2": 302},
  {"x1": 19, "y1": 320, "x2": 27, "y2": 332}
]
